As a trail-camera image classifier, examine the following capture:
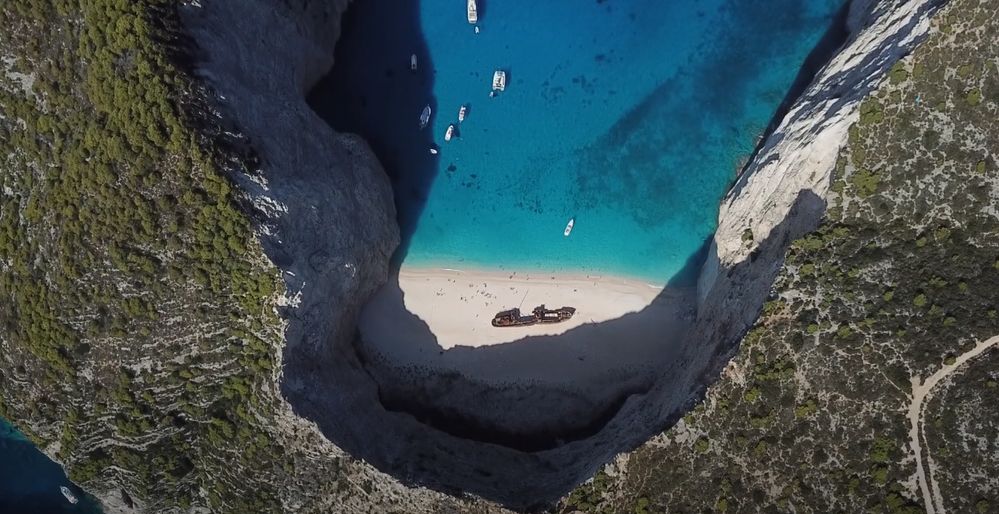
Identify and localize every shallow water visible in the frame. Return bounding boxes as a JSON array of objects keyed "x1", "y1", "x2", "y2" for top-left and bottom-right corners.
[
  {"x1": 0, "y1": 417, "x2": 102, "y2": 513},
  {"x1": 313, "y1": 0, "x2": 842, "y2": 282}
]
